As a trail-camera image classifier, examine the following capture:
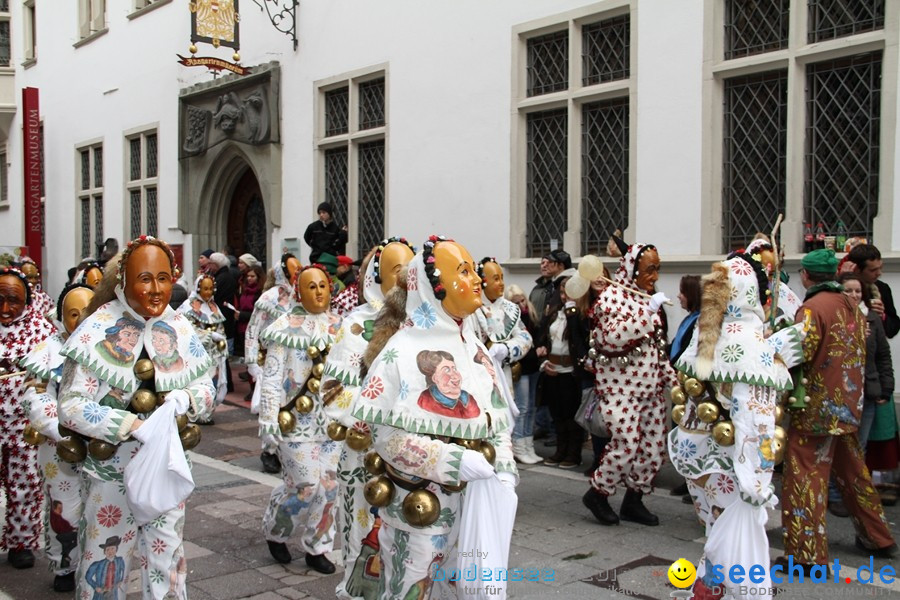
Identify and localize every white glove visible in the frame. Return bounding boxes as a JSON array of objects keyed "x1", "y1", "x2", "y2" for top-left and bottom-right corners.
[
  {"x1": 648, "y1": 292, "x2": 669, "y2": 312},
  {"x1": 459, "y1": 449, "x2": 495, "y2": 482},
  {"x1": 260, "y1": 431, "x2": 282, "y2": 447},
  {"x1": 564, "y1": 300, "x2": 577, "y2": 309},
  {"x1": 165, "y1": 390, "x2": 191, "y2": 416},
  {"x1": 247, "y1": 363, "x2": 263, "y2": 378},
  {"x1": 210, "y1": 331, "x2": 226, "y2": 343},
  {"x1": 489, "y1": 343, "x2": 509, "y2": 363},
  {"x1": 497, "y1": 471, "x2": 517, "y2": 489}
]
